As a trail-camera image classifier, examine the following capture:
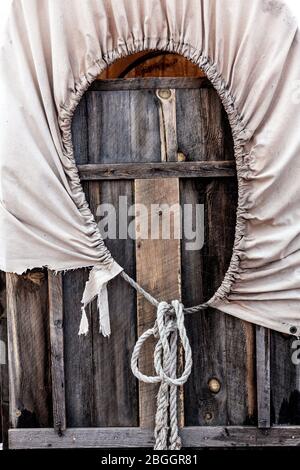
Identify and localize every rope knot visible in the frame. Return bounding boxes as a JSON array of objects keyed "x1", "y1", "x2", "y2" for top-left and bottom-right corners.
[{"x1": 131, "y1": 299, "x2": 192, "y2": 450}]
